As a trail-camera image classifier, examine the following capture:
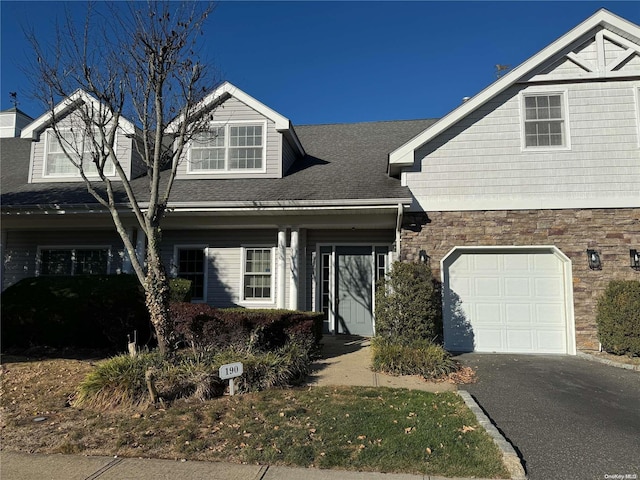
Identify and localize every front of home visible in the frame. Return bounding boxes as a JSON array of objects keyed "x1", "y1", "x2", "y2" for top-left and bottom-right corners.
[{"x1": 1, "y1": 9, "x2": 638, "y2": 353}]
